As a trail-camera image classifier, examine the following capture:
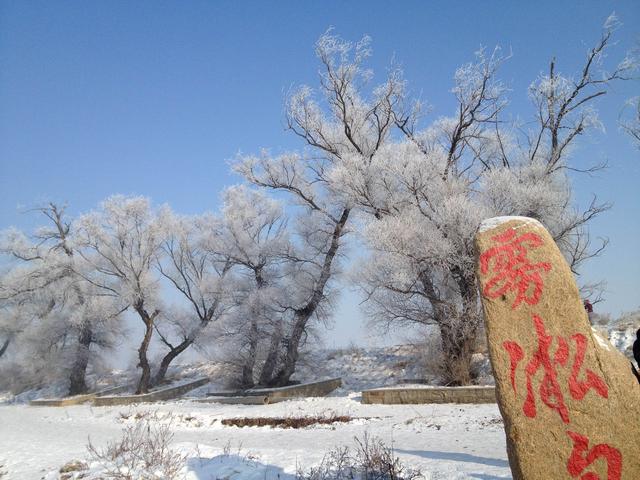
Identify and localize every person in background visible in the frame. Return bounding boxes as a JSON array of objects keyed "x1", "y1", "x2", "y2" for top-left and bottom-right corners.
[{"x1": 583, "y1": 299, "x2": 594, "y2": 323}]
